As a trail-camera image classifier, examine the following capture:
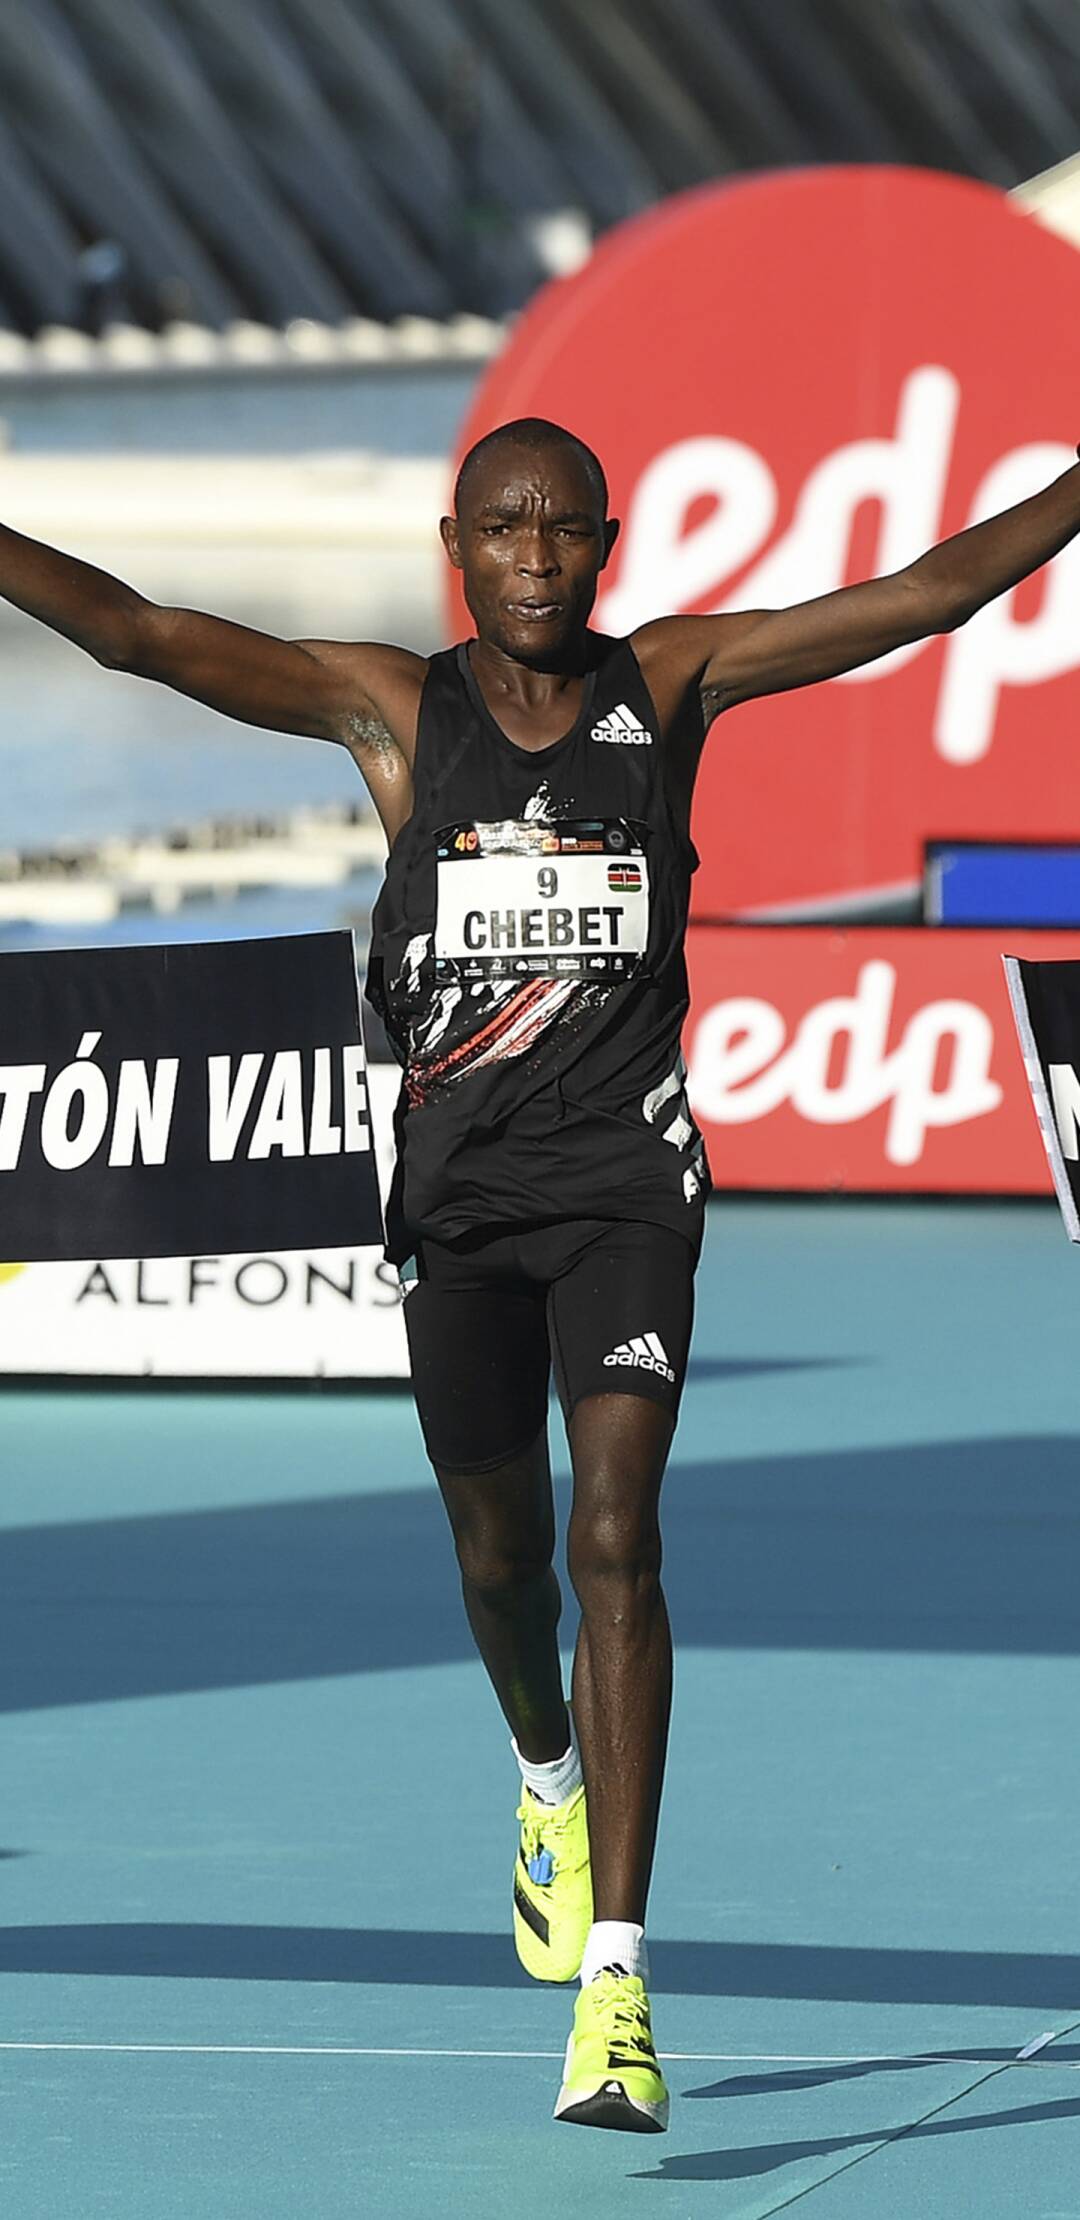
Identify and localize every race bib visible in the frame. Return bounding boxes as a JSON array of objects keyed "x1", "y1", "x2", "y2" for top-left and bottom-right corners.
[{"x1": 434, "y1": 819, "x2": 650, "y2": 981}]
